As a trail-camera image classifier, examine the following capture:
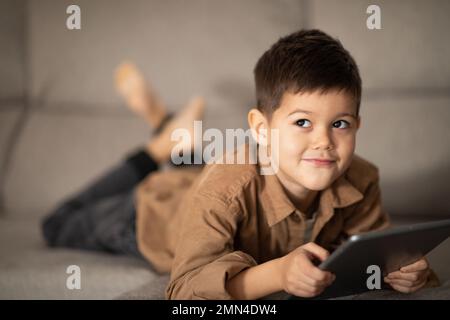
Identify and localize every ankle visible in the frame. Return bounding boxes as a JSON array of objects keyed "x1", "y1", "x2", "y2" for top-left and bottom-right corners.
[
  {"x1": 148, "y1": 107, "x2": 168, "y2": 129},
  {"x1": 146, "y1": 137, "x2": 170, "y2": 165},
  {"x1": 142, "y1": 97, "x2": 168, "y2": 128}
]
